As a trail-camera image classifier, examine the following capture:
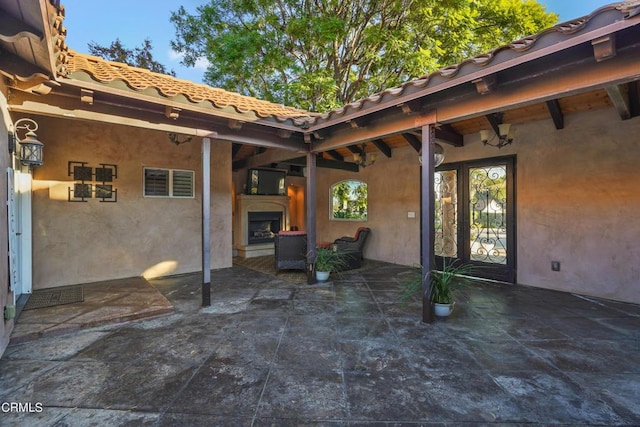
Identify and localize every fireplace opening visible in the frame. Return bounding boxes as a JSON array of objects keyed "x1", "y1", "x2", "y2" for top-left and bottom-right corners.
[{"x1": 247, "y1": 211, "x2": 282, "y2": 245}]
